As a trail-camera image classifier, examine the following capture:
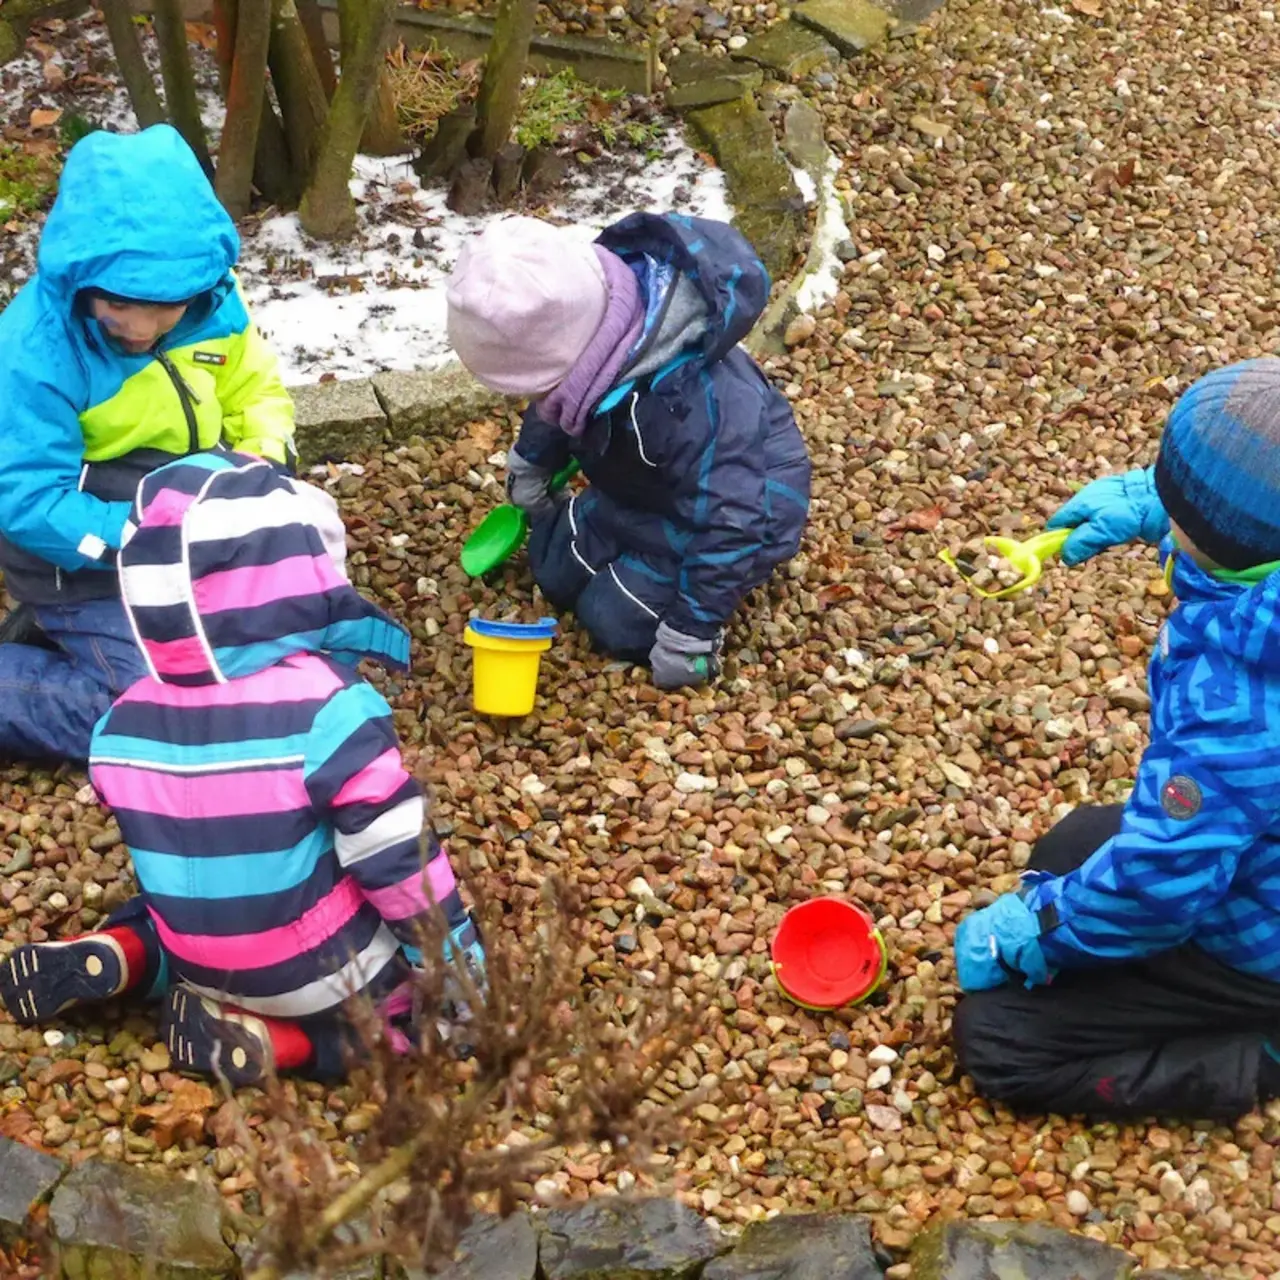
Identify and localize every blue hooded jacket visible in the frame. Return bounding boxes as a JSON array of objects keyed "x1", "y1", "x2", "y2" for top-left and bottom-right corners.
[
  {"x1": 0, "y1": 125, "x2": 294, "y2": 606},
  {"x1": 1021, "y1": 547, "x2": 1280, "y2": 980},
  {"x1": 512, "y1": 213, "x2": 811, "y2": 641}
]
